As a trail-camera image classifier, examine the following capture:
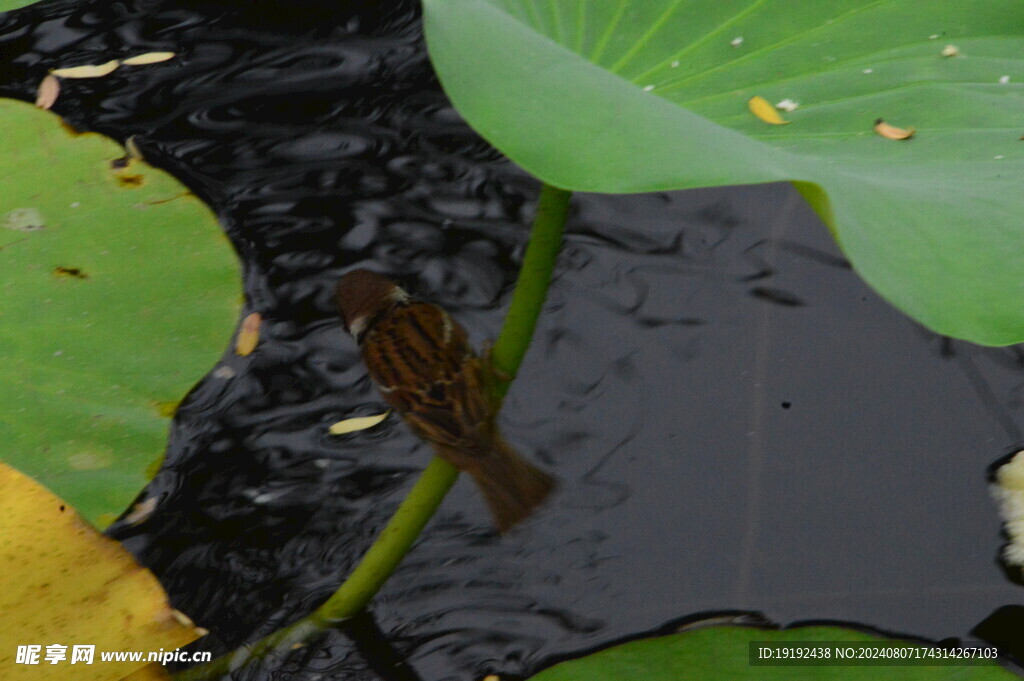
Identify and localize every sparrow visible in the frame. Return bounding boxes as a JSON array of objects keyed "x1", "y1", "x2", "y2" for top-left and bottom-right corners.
[{"x1": 335, "y1": 269, "x2": 554, "y2": 531}]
